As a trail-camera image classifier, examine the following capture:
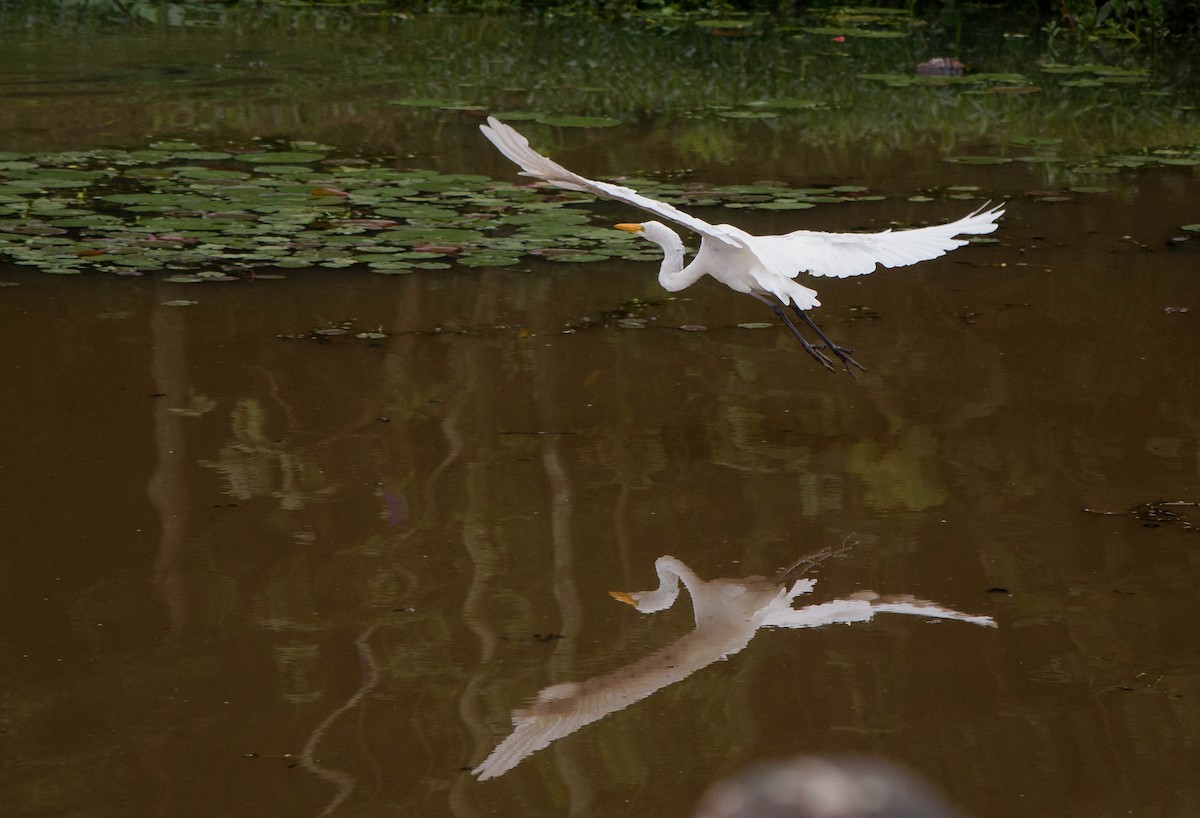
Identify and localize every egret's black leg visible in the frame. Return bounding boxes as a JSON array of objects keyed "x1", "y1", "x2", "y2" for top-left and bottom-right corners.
[
  {"x1": 790, "y1": 305, "x2": 867, "y2": 375},
  {"x1": 747, "y1": 292, "x2": 835, "y2": 372}
]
